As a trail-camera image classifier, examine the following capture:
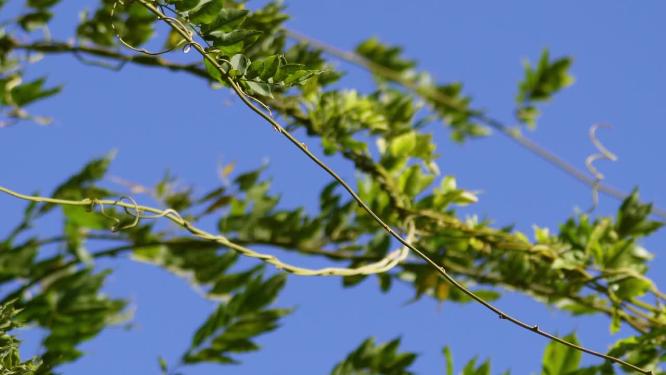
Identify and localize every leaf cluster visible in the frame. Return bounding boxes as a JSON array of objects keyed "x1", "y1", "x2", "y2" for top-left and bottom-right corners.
[{"x1": 516, "y1": 50, "x2": 574, "y2": 128}]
